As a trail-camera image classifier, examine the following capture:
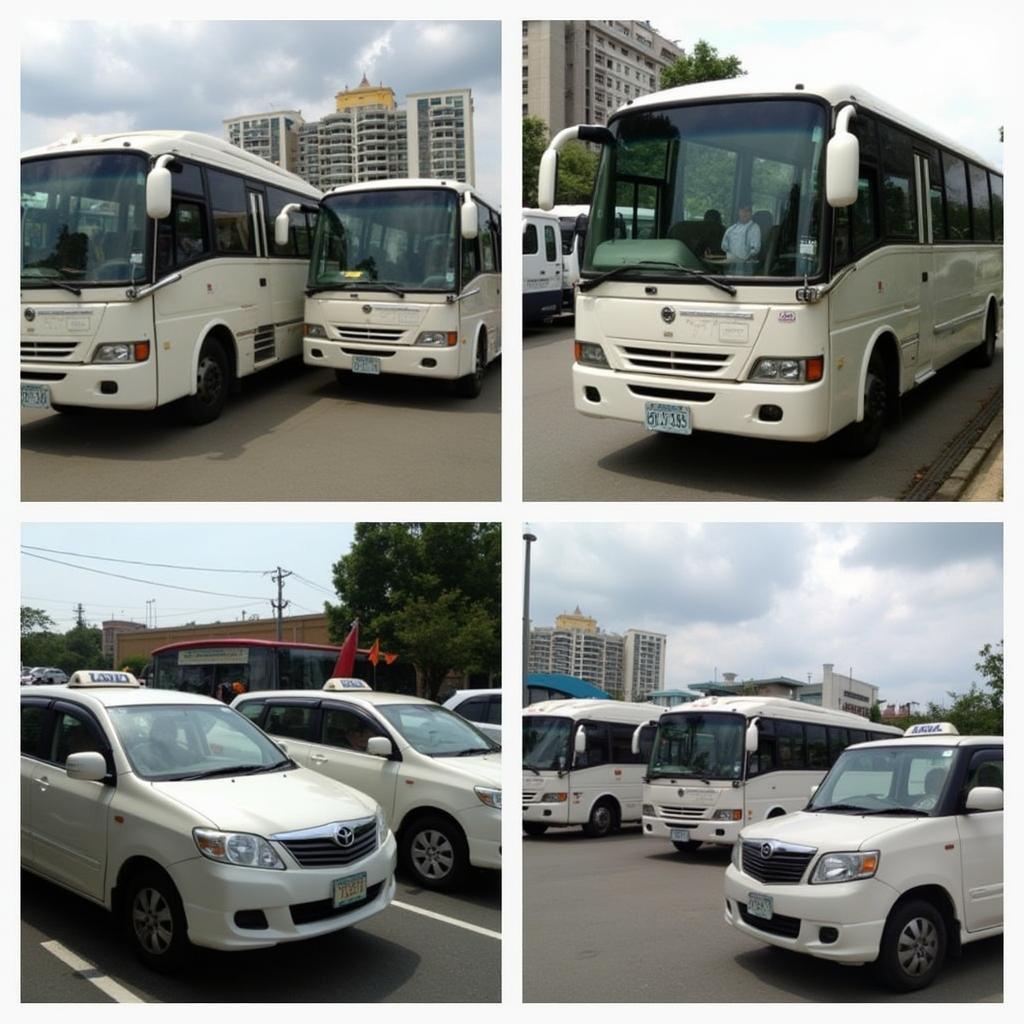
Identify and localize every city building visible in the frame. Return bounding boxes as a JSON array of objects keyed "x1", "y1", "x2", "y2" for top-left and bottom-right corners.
[
  {"x1": 102, "y1": 619, "x2": 147, "y2": 664},
  {"x1": 522, "y1": 20, "x2": 685, "y2": 133},
  {"x1": 407, "y1": 88, "x2": 475, "y2": 185},
  {"x1": 622, "y1": 628, "x2": 667, "y2": 702},
  {"x1": 223, "y1": 110, "x2": 304, "y2": 172}
]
